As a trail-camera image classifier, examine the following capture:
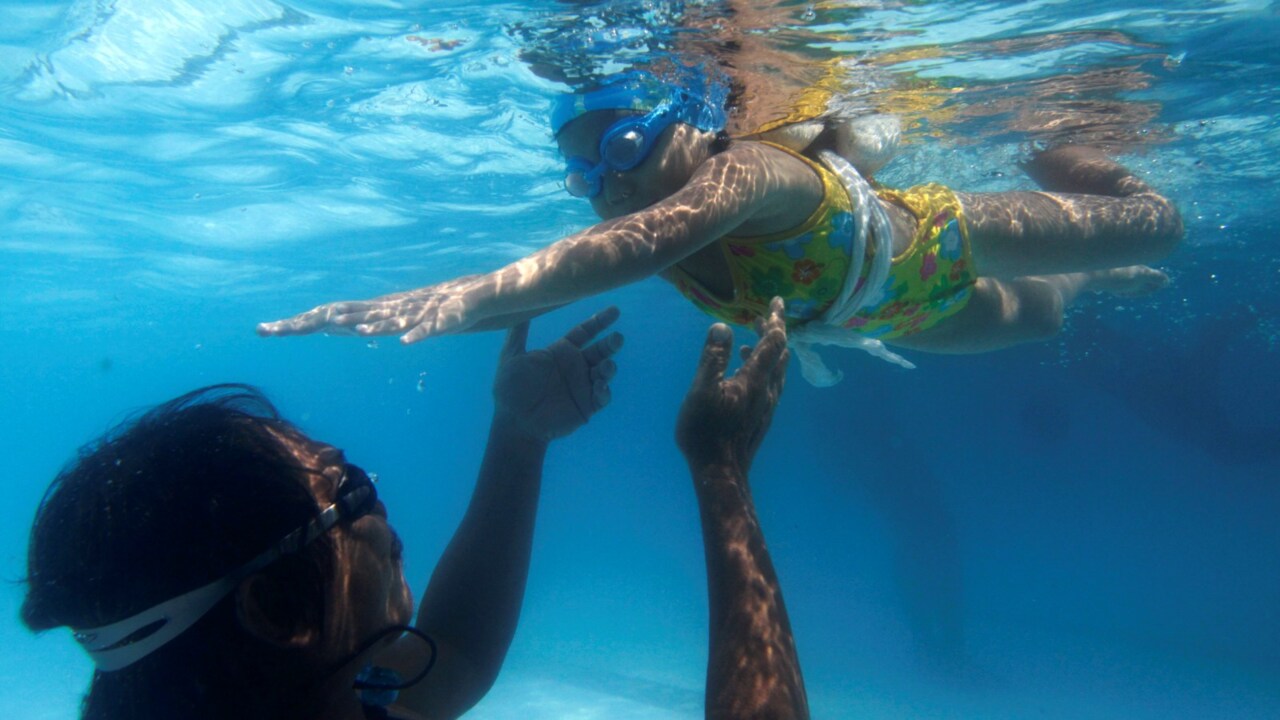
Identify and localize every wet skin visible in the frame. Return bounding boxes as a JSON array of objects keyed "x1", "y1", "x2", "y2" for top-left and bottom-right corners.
[
  {"x1": 677, "y1": 299, "x2": 809, "y2": 719},
  {"x1": 256, "y1": 116, "x2": 830, "y2": 341}
]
